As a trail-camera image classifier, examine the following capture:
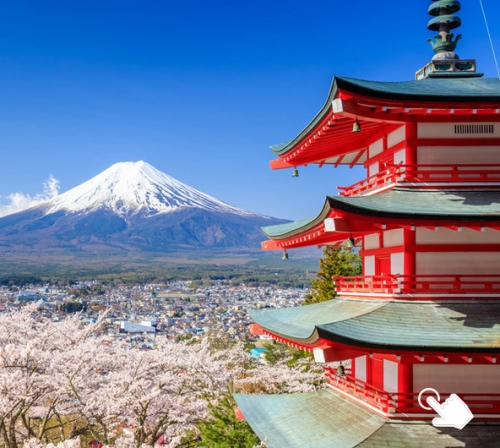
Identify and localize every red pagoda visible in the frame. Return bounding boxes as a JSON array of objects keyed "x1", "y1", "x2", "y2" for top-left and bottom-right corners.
[{"x1": 235, "y1": 2, "x2": 500, "y2": 447}]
